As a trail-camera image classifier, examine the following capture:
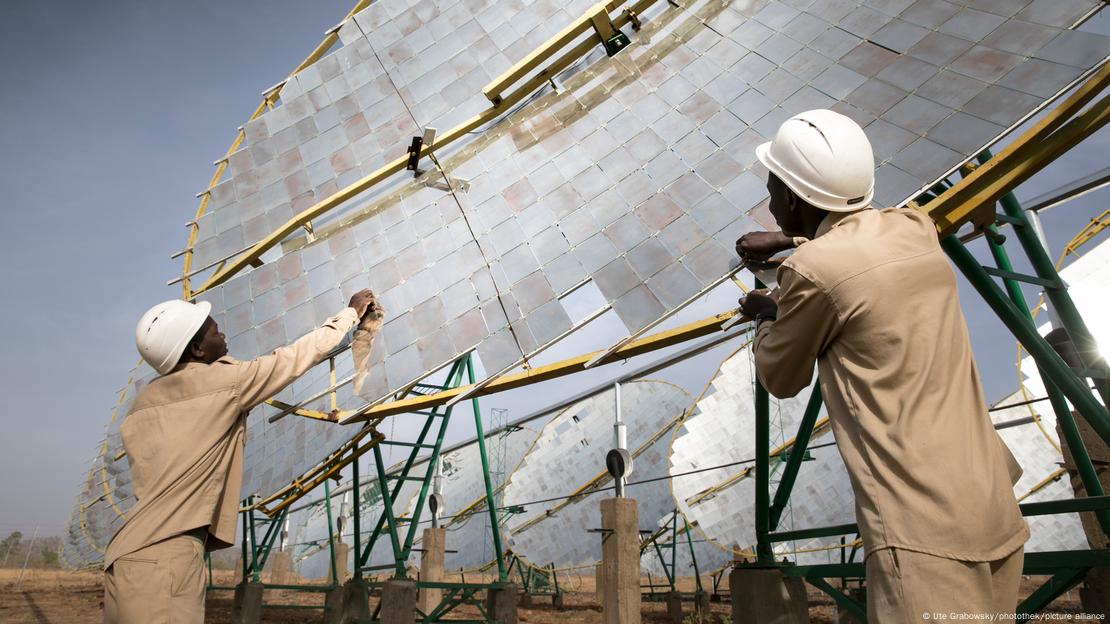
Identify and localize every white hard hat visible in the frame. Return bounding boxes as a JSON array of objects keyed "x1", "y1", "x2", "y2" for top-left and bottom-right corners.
[
  {"x1": 756, "y1": 109, "x2": 874, "y2": 212},
  {"x1": 135, "y1": 300, "x2": 212, "y2": 375}
]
